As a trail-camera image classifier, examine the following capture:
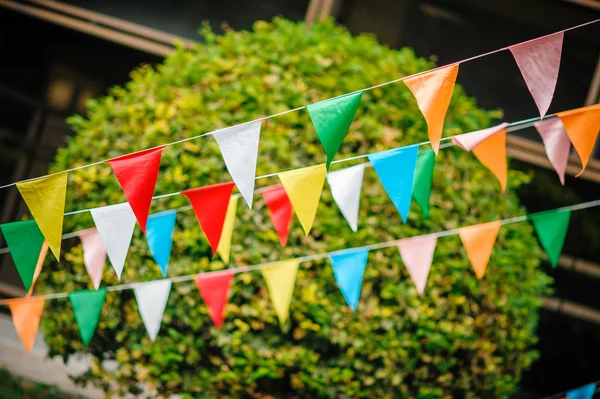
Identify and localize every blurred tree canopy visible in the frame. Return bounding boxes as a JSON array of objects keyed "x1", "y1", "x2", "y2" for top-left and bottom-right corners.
[{"x1": 39, "y1": 18, "x2": 551, "y2": 398}]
